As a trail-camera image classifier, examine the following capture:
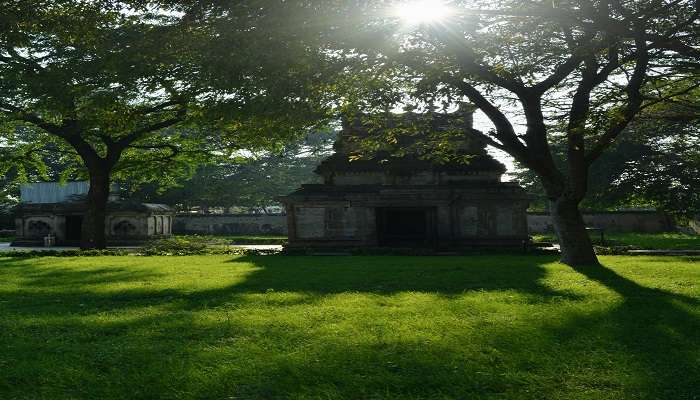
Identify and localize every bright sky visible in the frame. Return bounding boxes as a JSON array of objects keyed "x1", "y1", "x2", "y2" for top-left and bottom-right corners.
[{"x1": 394, "y1": 0, "x2": 453, "y2": 25}]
